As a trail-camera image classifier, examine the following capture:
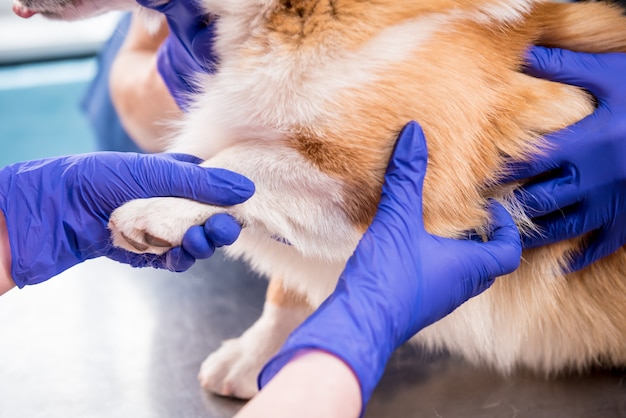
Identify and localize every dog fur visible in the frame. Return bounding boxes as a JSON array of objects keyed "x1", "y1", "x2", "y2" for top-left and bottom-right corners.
[{"x1": 15, "y1": 0, "x2": 626, "y2": 400}]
